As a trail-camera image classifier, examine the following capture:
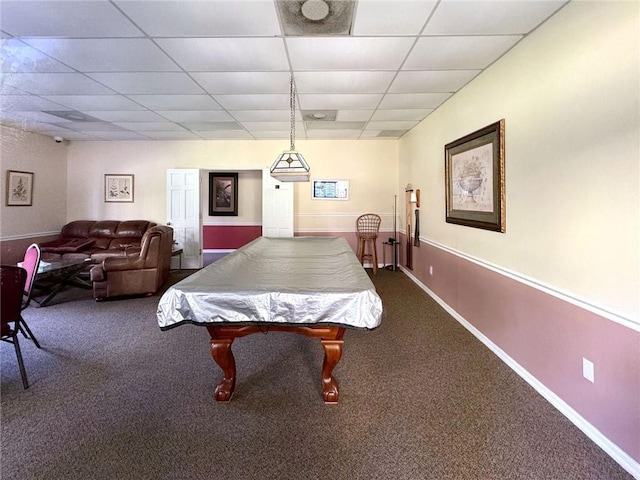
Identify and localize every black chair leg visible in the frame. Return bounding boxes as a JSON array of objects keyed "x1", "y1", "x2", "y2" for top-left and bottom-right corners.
[
  {"x1": 18, "y1": 318, "x2": 41, "y2": 349},
  {"x1": 12, "y1": 333, "x2": 29, "y2": 389}
]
